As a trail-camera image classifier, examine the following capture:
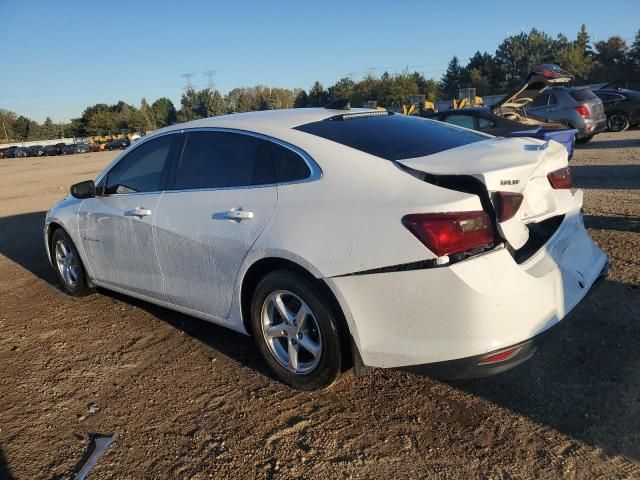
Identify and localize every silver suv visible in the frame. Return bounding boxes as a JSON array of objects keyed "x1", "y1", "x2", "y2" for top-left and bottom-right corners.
[{"x1": 525, "y1": 87, "x2": 606, "y2": 144}]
